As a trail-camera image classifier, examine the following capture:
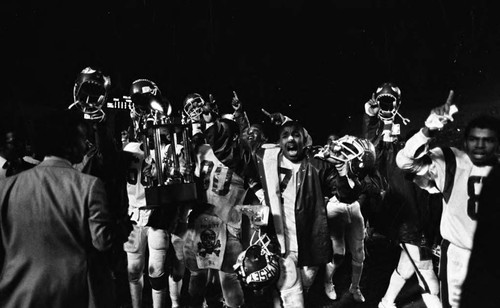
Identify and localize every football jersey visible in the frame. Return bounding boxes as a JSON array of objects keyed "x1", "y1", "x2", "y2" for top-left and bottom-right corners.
[
  {"x1": 279, "y1": 154, "x2": 301, "y2": 253},
  {"x1": 397, "y1": 130, "x2": 493, "y2": 250},
  {"x1": 427, "y1": 147, "x2": 492, "y2": 250},
  {"x1": 123, "y1": 142, "x2": 148, "y2": 210},
  {"x1": 183, "y1": 210, "x2": 227, "y2": 270},
  {"x1": 195, "y1": 144, "x2": 247, "y2": 224}
]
